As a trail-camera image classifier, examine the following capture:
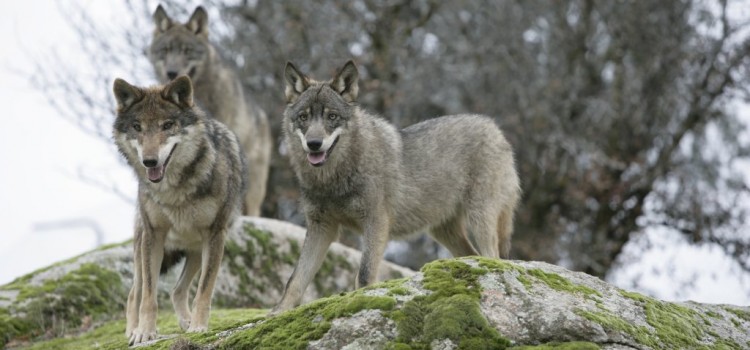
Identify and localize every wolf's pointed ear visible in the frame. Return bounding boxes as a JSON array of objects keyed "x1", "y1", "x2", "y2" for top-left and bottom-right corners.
[
  {"x1": 162, "y1": 75, "x2": 194, "y2": 108},
  {"x1": 153, "y1": 5, "x2": 172, "y2": 33},
  {"x1": 331, "y1": 60, "x2": 359, "y2": 102},
  {"x1": 113, "y1": 78, "x2": 143, "y2": 111},
  {"x1": 187, "y1": 6, "x2": 209, "y2": 37},
  {"x1": 284, "y1": 62, "x2": 310, "y2": 104}
]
